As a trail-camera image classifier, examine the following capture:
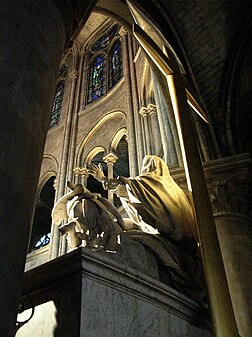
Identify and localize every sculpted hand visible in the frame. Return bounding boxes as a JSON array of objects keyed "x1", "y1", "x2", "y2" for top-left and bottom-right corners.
[{"x1": 87, "y1": 163, "x2": 107, "y2": 182}]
